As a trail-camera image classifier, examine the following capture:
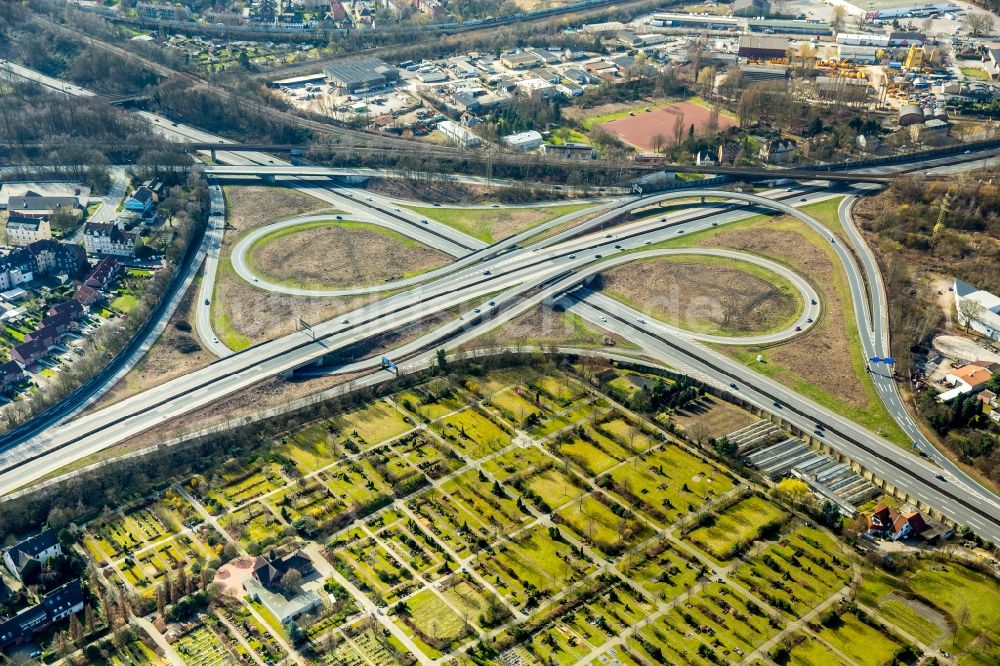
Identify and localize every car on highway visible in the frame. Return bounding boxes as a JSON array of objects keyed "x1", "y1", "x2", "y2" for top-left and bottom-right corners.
[
  {"x1": 605, "y1": 233, "x2": 613, "y2": 238},
  {"x1": 795, "y1": 325, "x2": 802, "y2": 331},
  {"x1": 644, "y1": 240, "x2": 652, "y2": 245},
  {"x1": 638, "y1": 318, "x2": 647, "y2": 324},
  {"x1": 212, "y1": 337, "x2": 219, "y2": 344},
  {"x1": 569, "y1": 254, "x2": 576, "y2": 259},
  {"x1": 421, "y1": 219, "x2": 429, "y2": 224},
  {"x1": 615, "y1": 244, "x2": 622, "y2": 249},
  {"x1": 806, "y1": 317, "x2": 813, "y2": 323},
  {"x1": 799, "y1": 197, "x2": 807, "y2": 202},
  {"x1": 773, "y1": 401, "x2": 782, "y2": 408},
  {"x1": 599, "y1": 316, "x2": 607, "y2": 322},
  {"x1": 336, "y1": 215, "x2": 343, "y2": 220},
  {"x1": 594, "y1": 253, "x2": 602, "y2": 258},
  {"x1": 474, "y1": 307, "x2": 481, "y2": 313},
  {"x1": 729, "y1": 383, "x2": 739, "y2": 390},
  {"x1": 491, "y1": 203, "x2": 499, "y2": 208},
  {"x1": 936, "y1": 474, "x2": 946, "y2": 481},
  {"x1": 811, "y1": 299, "x2": 817, "y2": 305},
  {"x1": 483, "y1": 269, "x2": 491, "y2": 276},
  {"x1": 676, "y1": 229, "x2": 684, "y2": 234},
  {"x1": 488, "y1": 301, "x2": 496, "y2": 306},
  {"x1": 204, "y1": 298, "x2": 210, "y2": 305}
]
